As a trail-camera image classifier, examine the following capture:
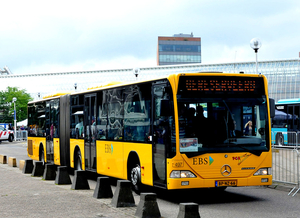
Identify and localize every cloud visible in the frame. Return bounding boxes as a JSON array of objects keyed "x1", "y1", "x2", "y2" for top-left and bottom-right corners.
[
  {"x1": 0, "y1": 0, "x2": 300, "y2": 75},
  {"x1": 14, "y1": 55, "x2": 156, "y2": 74}
]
